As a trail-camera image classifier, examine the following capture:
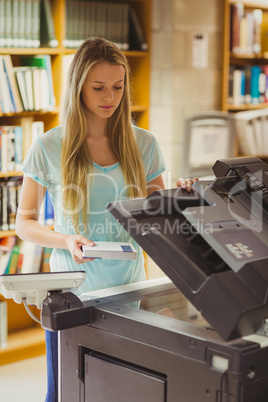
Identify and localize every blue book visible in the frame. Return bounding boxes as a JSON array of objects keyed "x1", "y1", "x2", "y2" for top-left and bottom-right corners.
[
  {"x1": 45, "y1": 191, "x2": 54, "y2": 226},
  {"x1": 250, "y1": 66, "x2": 261, "y2": 104},
  {"x1": 2, "y1": 57, "x2": 16, "y2": 112},
  {"x1": 240, "y1": 69, "x2": 245, "y2": 104}
]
